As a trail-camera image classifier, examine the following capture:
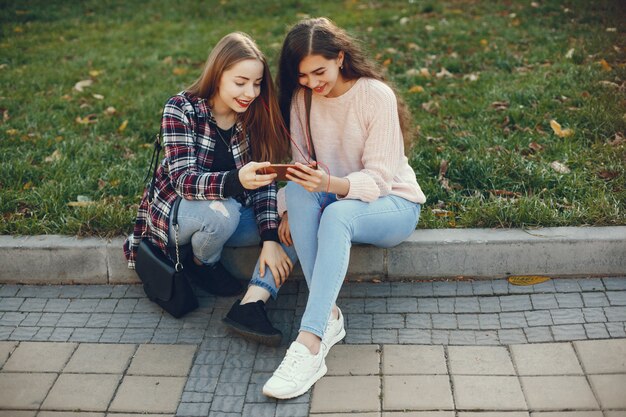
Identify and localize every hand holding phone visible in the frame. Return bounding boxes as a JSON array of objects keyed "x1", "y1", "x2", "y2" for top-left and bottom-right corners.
[{"x1": 258, "y1": 163, "x2": 314, "y2": 181}]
